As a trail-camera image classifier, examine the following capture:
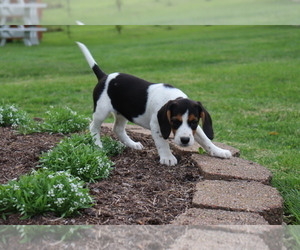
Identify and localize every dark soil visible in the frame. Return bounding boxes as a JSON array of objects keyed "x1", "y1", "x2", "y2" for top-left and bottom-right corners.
[{"x1": 0, "y1": 126, "x2": 201, "y2": 225}]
